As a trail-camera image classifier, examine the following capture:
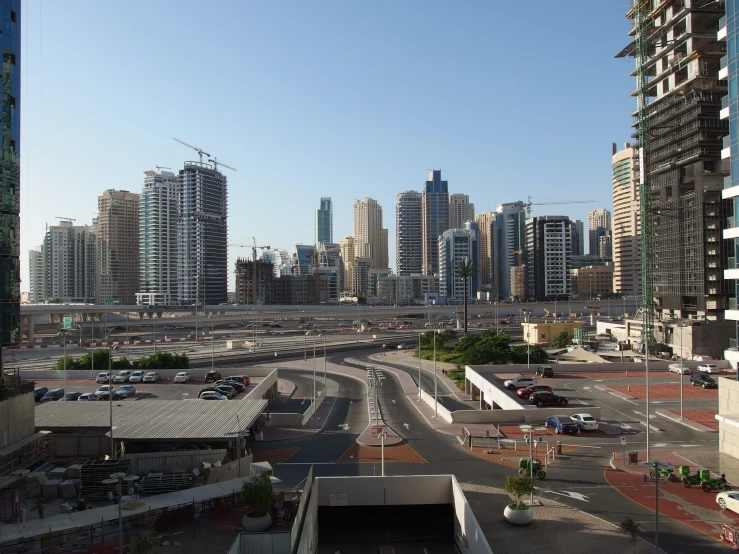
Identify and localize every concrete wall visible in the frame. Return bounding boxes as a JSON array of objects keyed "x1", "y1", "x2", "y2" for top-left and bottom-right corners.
[
  {"x1": 291, "y1": 465, "x2": 314, "y2": 554},
  {"x1": 49, "y1": 433, "x2": 111, "y2": 458},
  {"x1": 266, "y1": 413, "x2": 304, "y2": 427},
  {"x1": 452, "y1": 475, "x2": 494, "y2": 554},
  {"x1": 301, "y1": 391, "x2": 325, "y2": 426},
  {"x1": 316, "y1": 475, "x2": 452, "y2": 506},
  {"x1": 297, "y1": 478, "x2": 319, "y2": 554},
  {"x1": 0, "y1": 392, "x2": 37, "y2": 450},
  {"x1": 20, "y1": 366, "x2": 280, "y2": 381},
  {"x1": 125, "y1": 449, "x2": 228, "y2": 474},
  {"x1": 237, "y1": 532, "x2": 290, "y2": 554},
  {"x1": 451, "y1": 406, "x2": 601, "y2": 425},
  {"x1": 420, "y1": 388, "x2": 453, "y2": 423},
  {"x1": 718, "y1": 377, "x2": 739, "y2": 459},
  {"x1": 521, "y1": 321, "x2": 583, "y2": 345},
  {"x1": 467, "y1": 361, "x2": 728, "y2": 376},
  {"x1": 466, "y1": 366, "x2": 532, "y2": 411}
]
